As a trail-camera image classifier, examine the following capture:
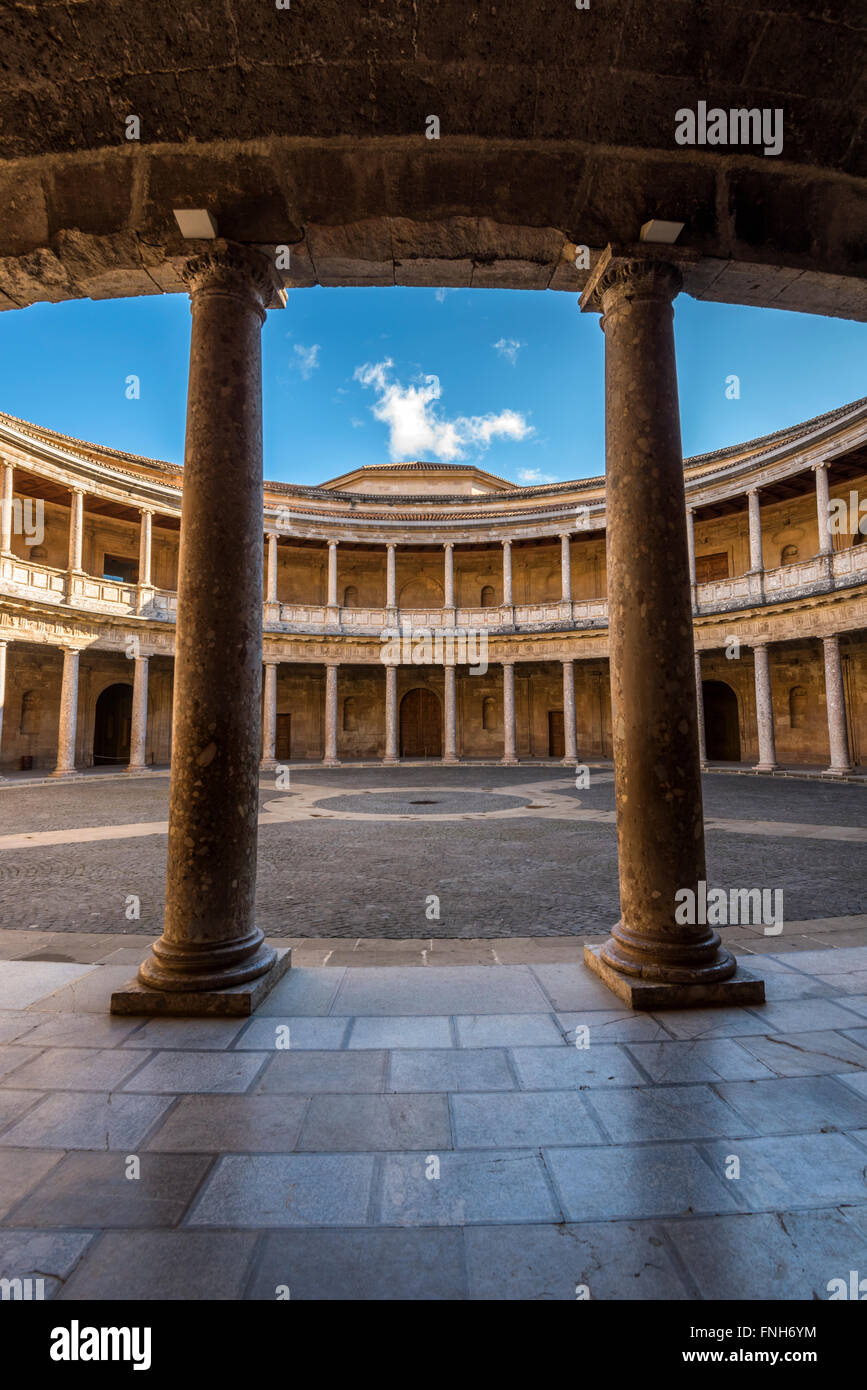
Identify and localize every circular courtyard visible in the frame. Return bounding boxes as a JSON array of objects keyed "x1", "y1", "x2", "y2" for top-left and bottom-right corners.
[{"x1": 0, "y1": 766, "x2": 864, "y2": 941}]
